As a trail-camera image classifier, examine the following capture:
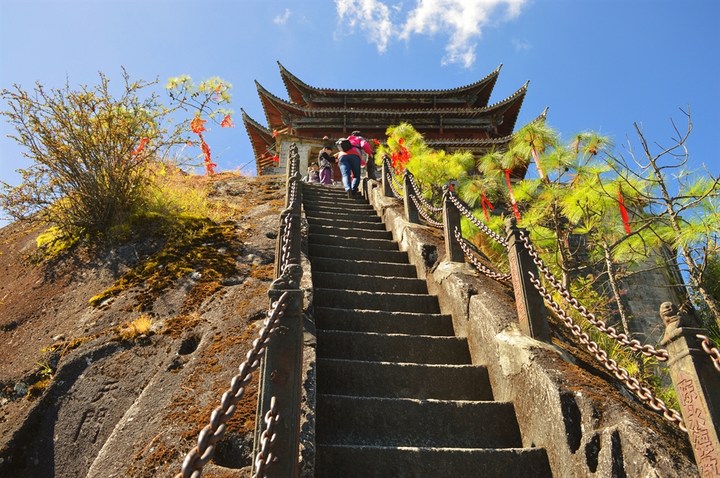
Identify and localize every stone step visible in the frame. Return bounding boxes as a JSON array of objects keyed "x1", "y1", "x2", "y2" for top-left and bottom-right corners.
[
  {"x1": 305, "y1": 215, "x2": 388, "y2": 230},
  {"x1": 316, "y1": 394, "x2": 523, "y2": 448},
  {"x1": 303, "y1": 201, "x2": 375, "y2": 212},
  {"x1": 304, "y1": 209, "x2": 382, "y2": 223},
  {"x1": 308, "y1": 234, "x2": 398, "y2": 252},
  {"x1": 314, "y1": 289, "x2": 440, "y2": 313},
  {"x1": 303, "y1": 184, "x2": 357, "y2": 198},
  {"x1": 309, "y1": 224, "x2": 393, "y2": 240},
  {"x1": 317, "y1": 330, "x2": 470, "y2": 364},
  {"x1": 315, "y1": 445, "x2": 552, "y2": 478},
  {"x1": 309, "y1": 244, "x2": 408, "y2": 263},
  {"x1": 314, "y1": 307, "x2": 455, "y2": 336},
  {"x1": 312, "y1": 272, "x2": 427, "y2": 294},
  {"x1": 309, "y1": 257, "x2": 418, "y2": 278},
  {"x1": 317, "y1": 358, "x2": 493, "y2": 401}
]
